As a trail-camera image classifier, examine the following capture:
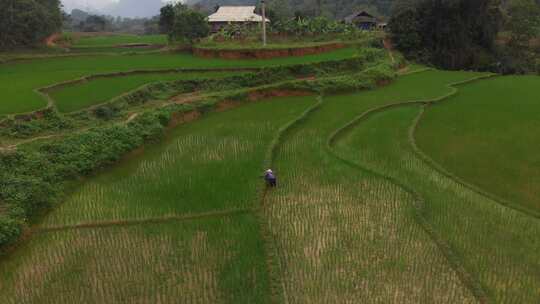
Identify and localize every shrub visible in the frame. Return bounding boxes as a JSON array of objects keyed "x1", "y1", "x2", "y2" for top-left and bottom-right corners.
[
  {"x1": 169, "y1": 5, "x2": 209, "y2": 44},
  {"x1": 0, "y1": 110, "x2": 170, "y2": 251}
]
